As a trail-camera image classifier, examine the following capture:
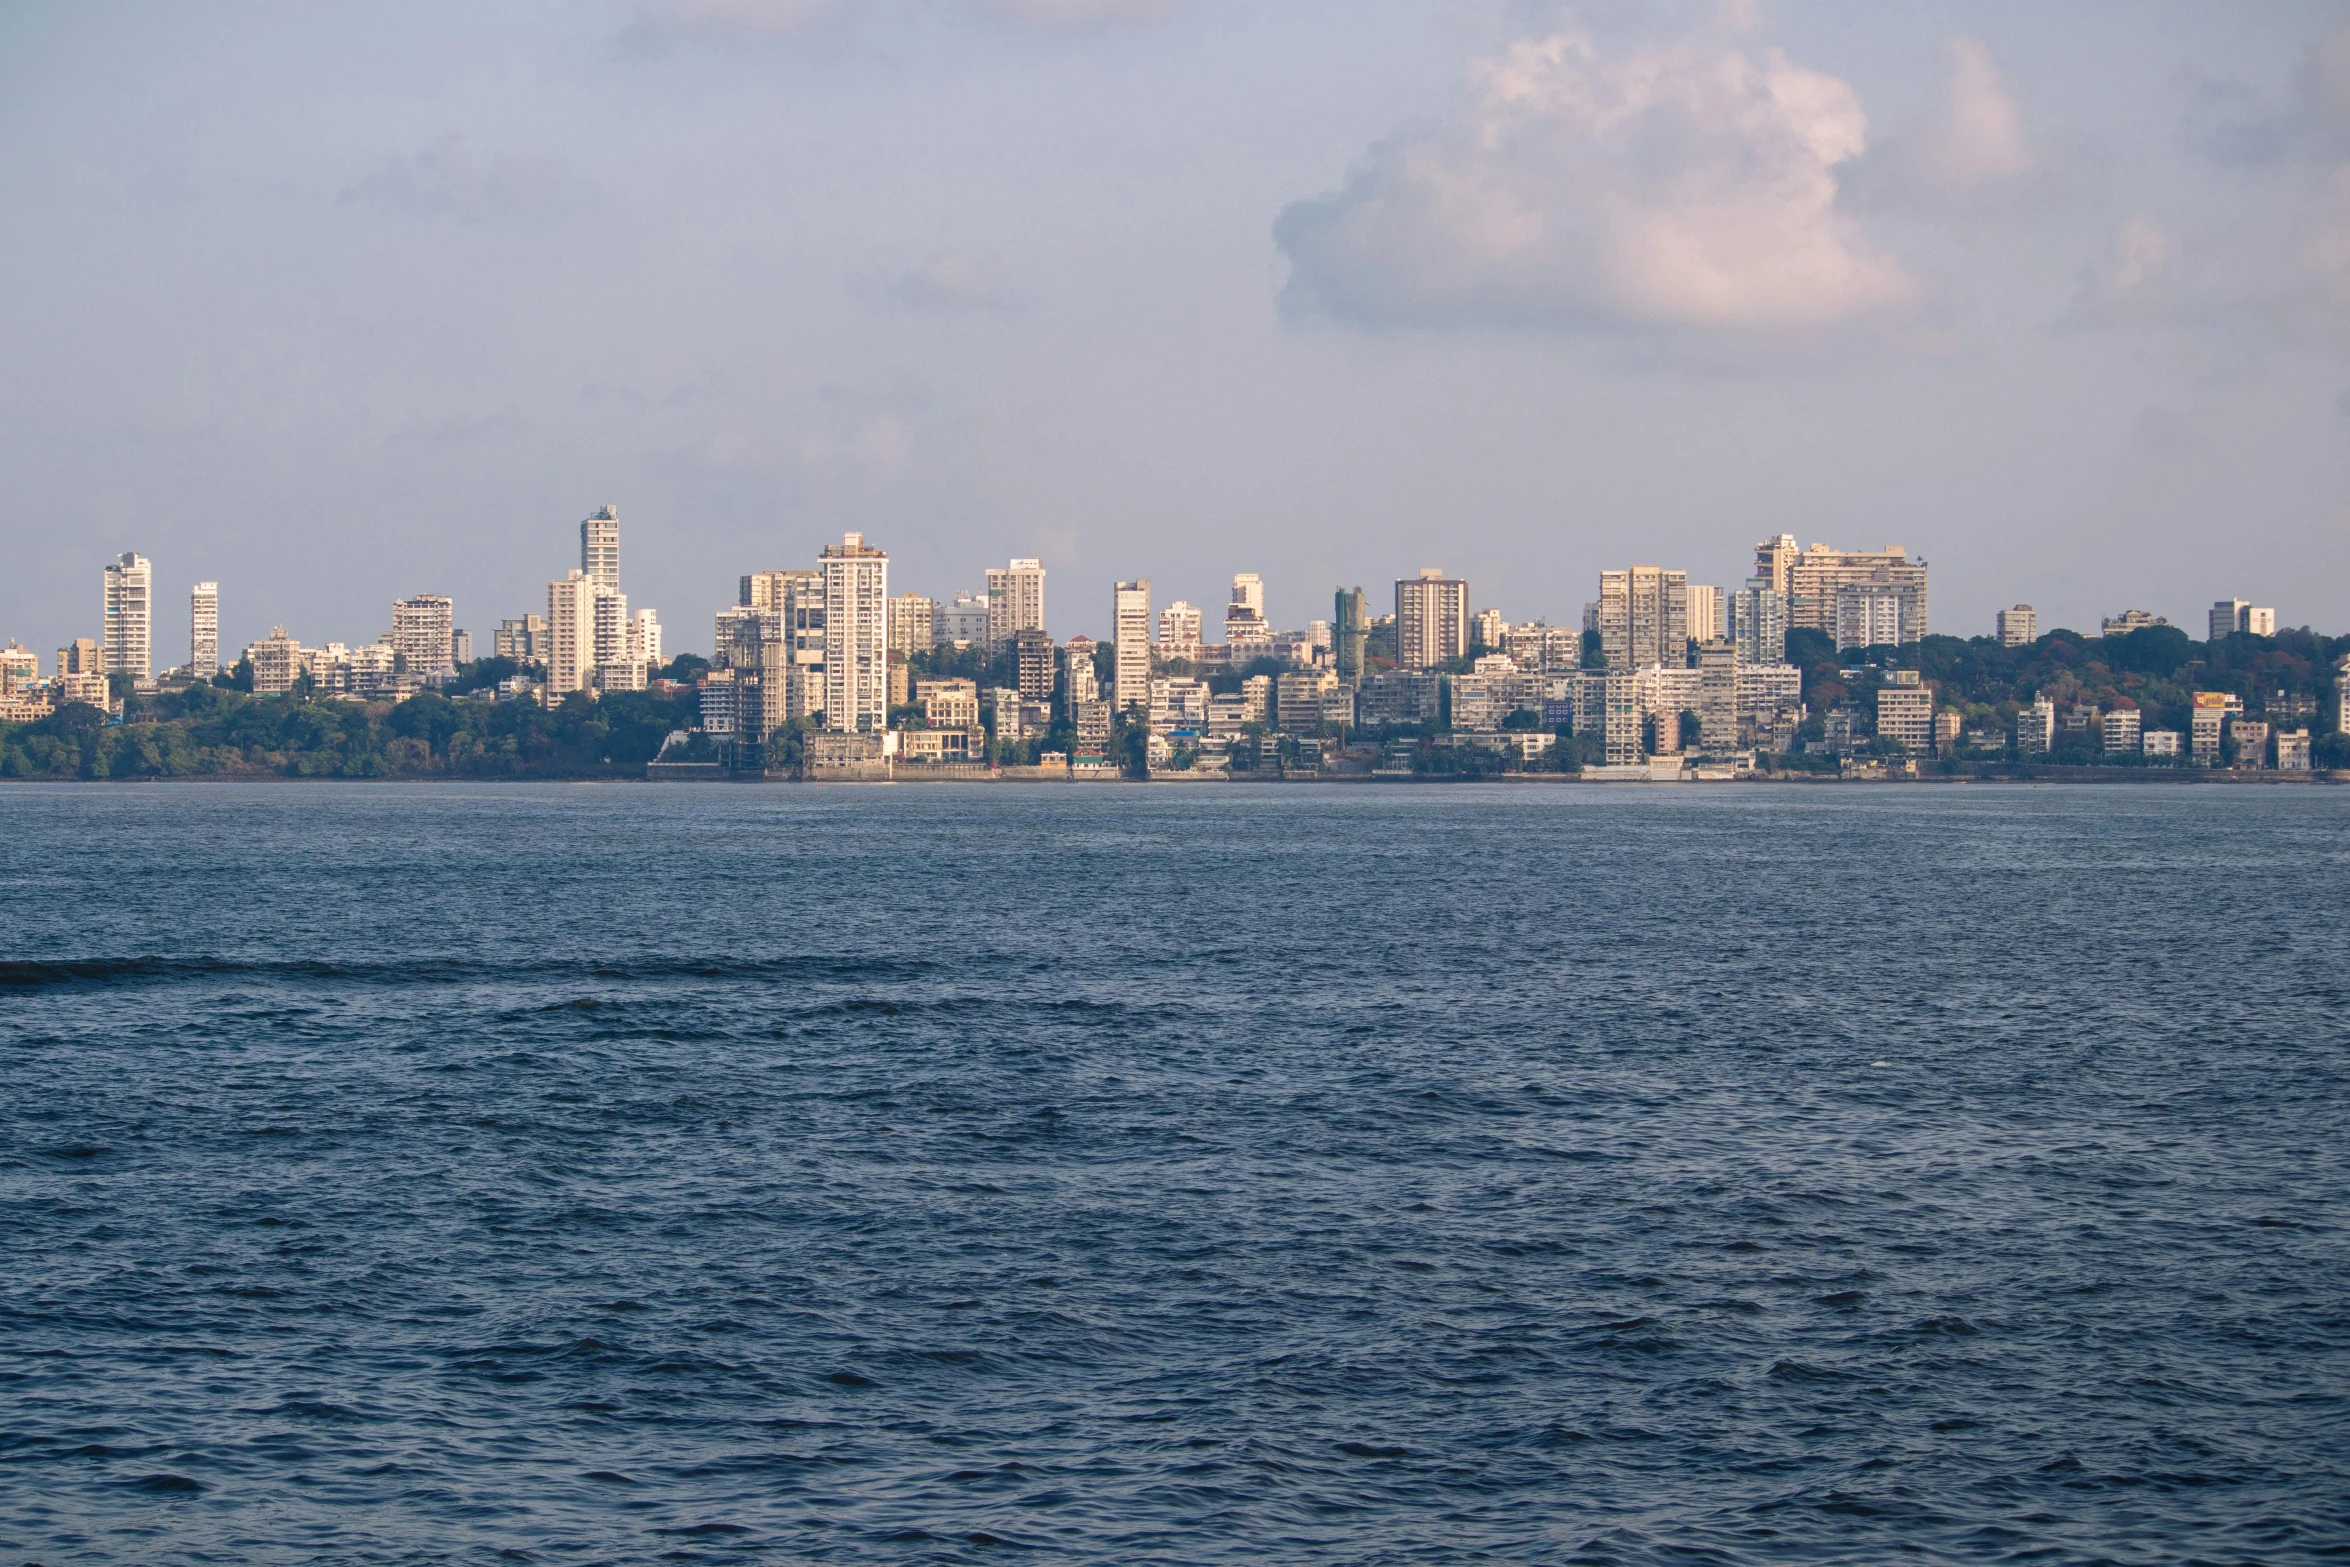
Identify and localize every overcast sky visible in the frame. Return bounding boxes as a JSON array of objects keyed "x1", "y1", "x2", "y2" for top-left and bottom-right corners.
[{"x1": 3, "y1": 0, "x2": 2346, "y2": 660}]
